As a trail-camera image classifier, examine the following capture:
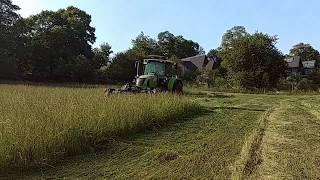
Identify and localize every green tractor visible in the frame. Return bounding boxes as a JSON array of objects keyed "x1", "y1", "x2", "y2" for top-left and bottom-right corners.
[{"x1": 106, "y1": 55, "x2": 183, "y2": 95}]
